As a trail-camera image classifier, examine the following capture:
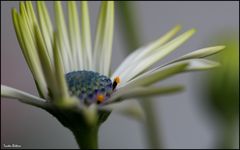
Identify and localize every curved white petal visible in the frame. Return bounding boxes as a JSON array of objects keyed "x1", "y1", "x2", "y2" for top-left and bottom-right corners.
[
  {"x1": 34, "y1": 25, "x2": 58, "y2": 99},
  {"x1": 68, "y1": 1, "x2": 83, "y2": 71},
  {"x1": 93, "y1": 1, "x2": 114, "y2": 76},
  {"x1": 12, "y1": 7, "x2": 48, "y2": 98},
  {"x1": 55, "y1": 1, "x2": 73, "y2": 72},
  {"x1": 53, "y1": 32, "x2": 69, "y2": 100},
  {"x1": 121, "y1": 58, "x2": 219, "y2": 89},
  {"x1": 1, "y1": 85, "x2": 47, "y2": 108},
  {"x1": 185, "y1": 59, "x2": 220, "y2": 71},
  {"x1": 107, "y1": 85, "x2": 183, "y2": 104},
  {"x1": 111, "y1": 25, "x2": 182, "y2": 79},
  {"x1": 81, "y1": 1, "x2": 93, "y2": 70},
  {"x1": 37, "y1": 1, "x2": 54, "y2": 63},
  {"x1": 170, "y1": 45, "x2": 225, "y2": 63},
  {"x1": 119, "y1": 29, "x2": 196, "y2": 83},
  {"x1": 153, "y1": 45, "x2": 224, "y2": 71}
]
